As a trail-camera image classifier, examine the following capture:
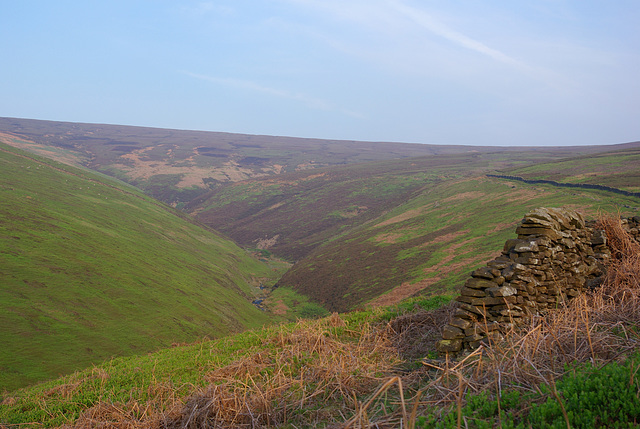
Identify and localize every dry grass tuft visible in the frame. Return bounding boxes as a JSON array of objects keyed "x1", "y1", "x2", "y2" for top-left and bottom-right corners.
[
  {"x1": 395, "y1": 214, "x2": 640, "y2": 424},
  {"x1": 389, "y1": 302, "x2": 457, "y2": 361},
  {"x1": 160, "y1": 316, "x2": 401, "y2": 428},
  {"x1": 50, "y1": 215, "x2": 640, "y2": 428}
]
